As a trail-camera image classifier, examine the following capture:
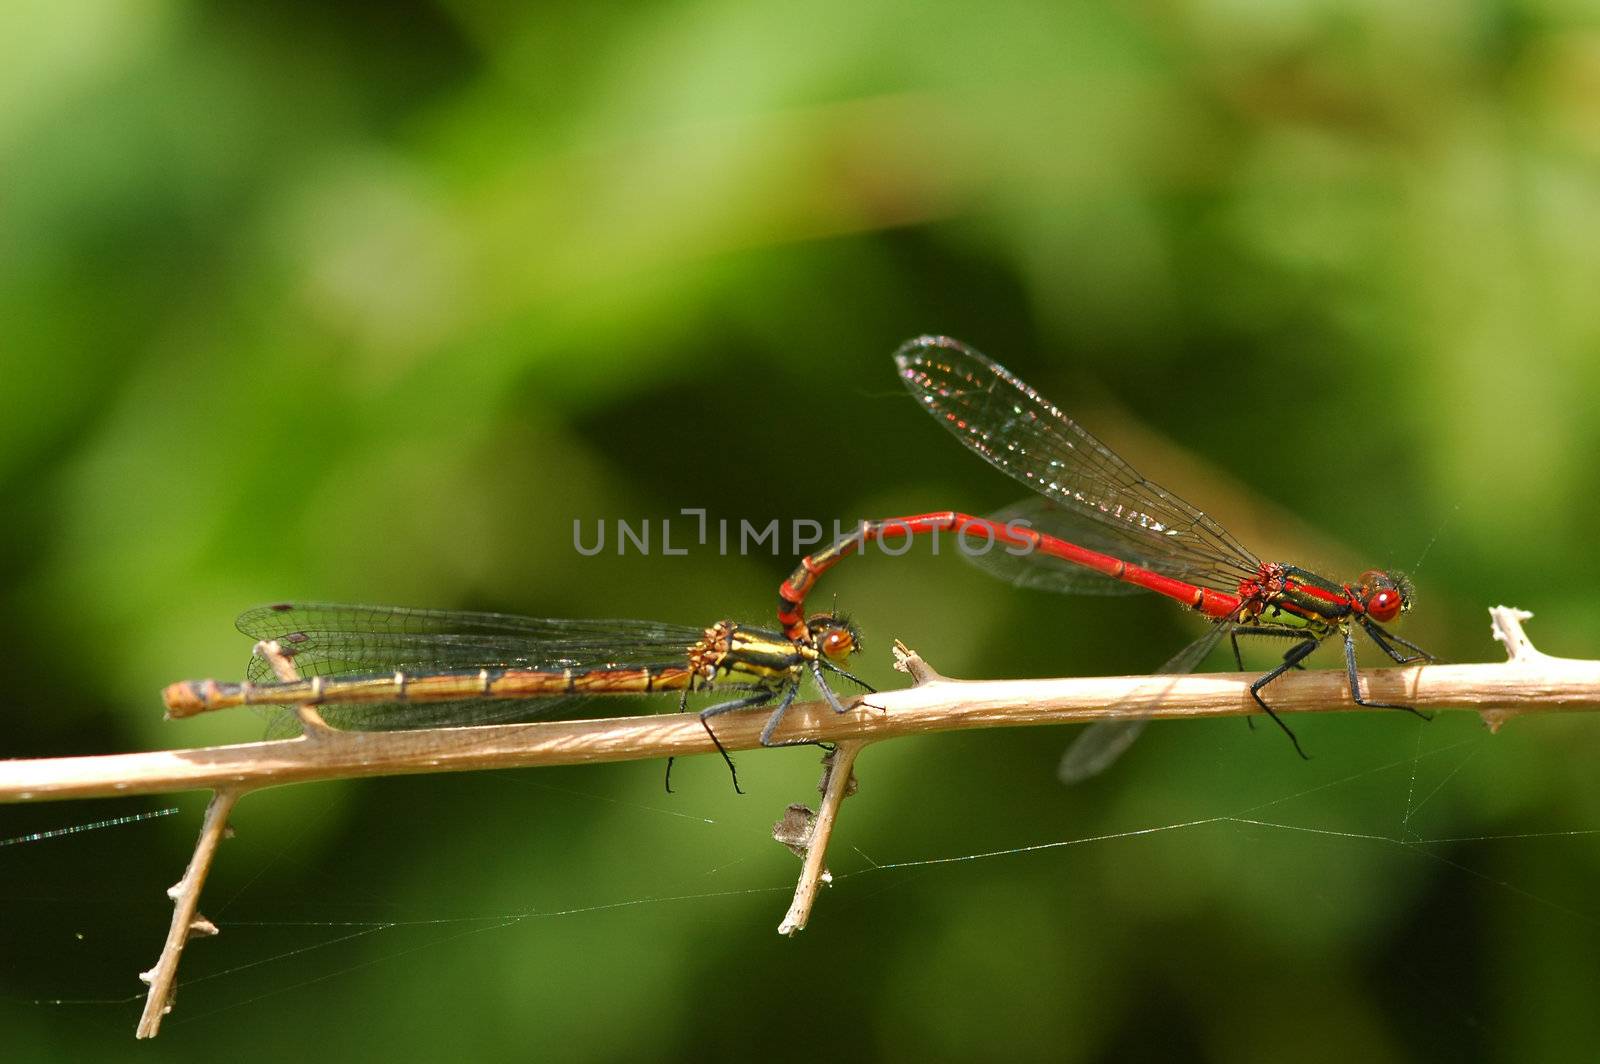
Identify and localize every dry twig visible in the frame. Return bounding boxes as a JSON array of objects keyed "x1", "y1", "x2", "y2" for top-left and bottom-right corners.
[
  {"x1": 135, "y1": 788, "x2": 237, "y2": 1037},
  {"x1": 2, "y1": 606, "x2": 1596, "y2": 1036},
  {"x1": 777, "y1": 740, "x2": 865, "y2": 935}
]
